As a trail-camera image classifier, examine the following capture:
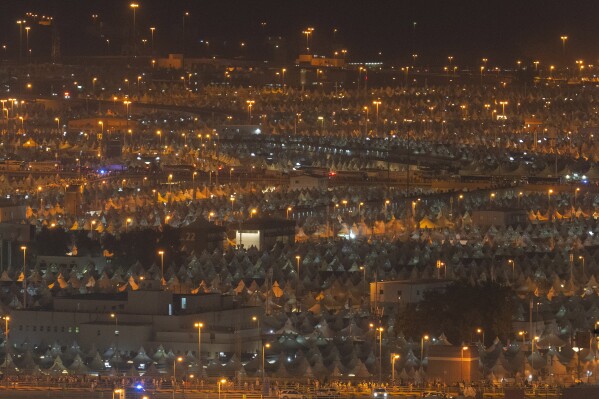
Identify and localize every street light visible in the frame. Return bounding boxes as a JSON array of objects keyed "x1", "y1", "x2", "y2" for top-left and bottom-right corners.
[
  {"x1": 461, "y1": 346, "x2": 469, "y2": 381},
  {"x1": 579, "y1": 256, "x2": 585, "y2": 276},
  {"x1": 194, "y1": 322, "x2": 203, "y2": 373},
  {"x1": 421, "y1": 334, "x2": 429, "y2": 361},
  {"x1": 21, "y1": 246, "x2": 27, "y2": 308},
  {"x1": 2, "y1": 315, "x2": 9, "y2": 354},
  {"x1": 246, "y1": 100, "x2": 255, "y2": 123},
  {"x1": 158, "y1": 251, "x2": 165, "y2": 285},
  {"x1": 250, "y1": 208, "x2": 257, "y2": 218},
  {"x1": 173, "y1": 356, "x2": 183, "y2": 399},
  {"x1": 508, "y1": 259, "x2": 515, "y2": 282},
  {"x1": 476, "y1": 328, "x2": 485, "y2": 346},
  {"x1": 377, "y1": 327, "x2": 384, "y2": 383},
  {"x1": 150, "y1": 27, "x2": 155, "y2": 52},
  {"x1": 110, "y1": 313, "x2": 119, "y2": 361},
  {"x1": 302, "y1": 27, "x2": 314, "y2": 52},
  {"x1": 391, "y1": 354, "x2": 400, "y2": 383},
  {"x1": 262, "y1": 343, "x2": 270, "y2": 383},
  {"x1": 218, "y1": 378, "x2": 227, "y2": 399},
  {"x1": 373, "y1": 100, "x2": 382, "y2": 135},
  {"x1": 130, "y1": 3, "x2": 139, "y2": 53},
  {"x1": 296, "y1": 255, "x2": 301, "y2": 280},
  {"x1": 125, "y1": 217, "x2": 132, "y2": 232},
  {"x1": 286, "y1": 207, "x2": 292, "y2": 220},
  {"x1": 561, "y1": 35, "x2": 568, "y2": 56}
]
